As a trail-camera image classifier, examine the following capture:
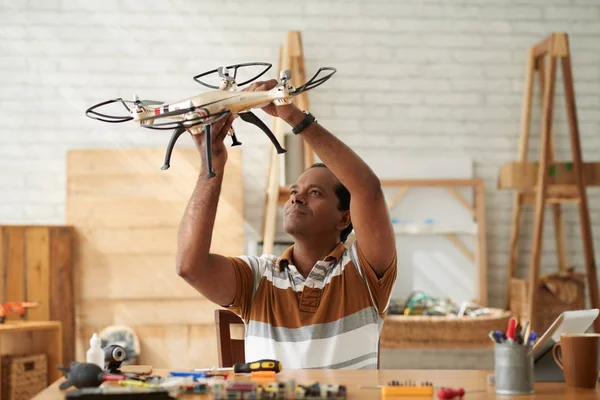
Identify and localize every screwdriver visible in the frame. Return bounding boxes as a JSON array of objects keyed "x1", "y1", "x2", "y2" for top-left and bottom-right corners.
[{"x1": 194, "y1": 359, "x2": 282, "y2": 374}]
